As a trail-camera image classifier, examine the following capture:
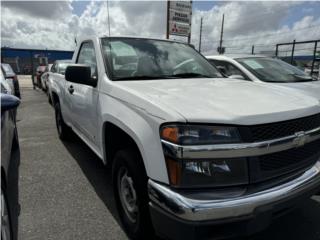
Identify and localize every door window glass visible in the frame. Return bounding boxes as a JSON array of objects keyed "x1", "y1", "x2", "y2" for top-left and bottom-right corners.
[{"x1": 77, "y1": 42, "x2": 97, "y2": 78}]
